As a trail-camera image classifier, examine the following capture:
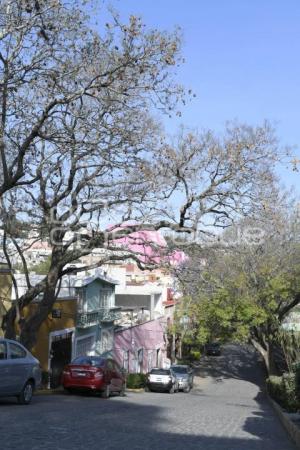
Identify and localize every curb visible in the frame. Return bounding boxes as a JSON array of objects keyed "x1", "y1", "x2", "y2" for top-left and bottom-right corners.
[
  {"x1": 36, "y1": 388, "x2": 65, "y2": 395},
  {"x1": 268, "y1": 396, "x2": 300, "y2": 449},
  {"x1": 125, "y1": 388, "x2": 145, "y2": 393},
  {"x1": 35, "y1": 387, "x2": 145, "y2": 395}
]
